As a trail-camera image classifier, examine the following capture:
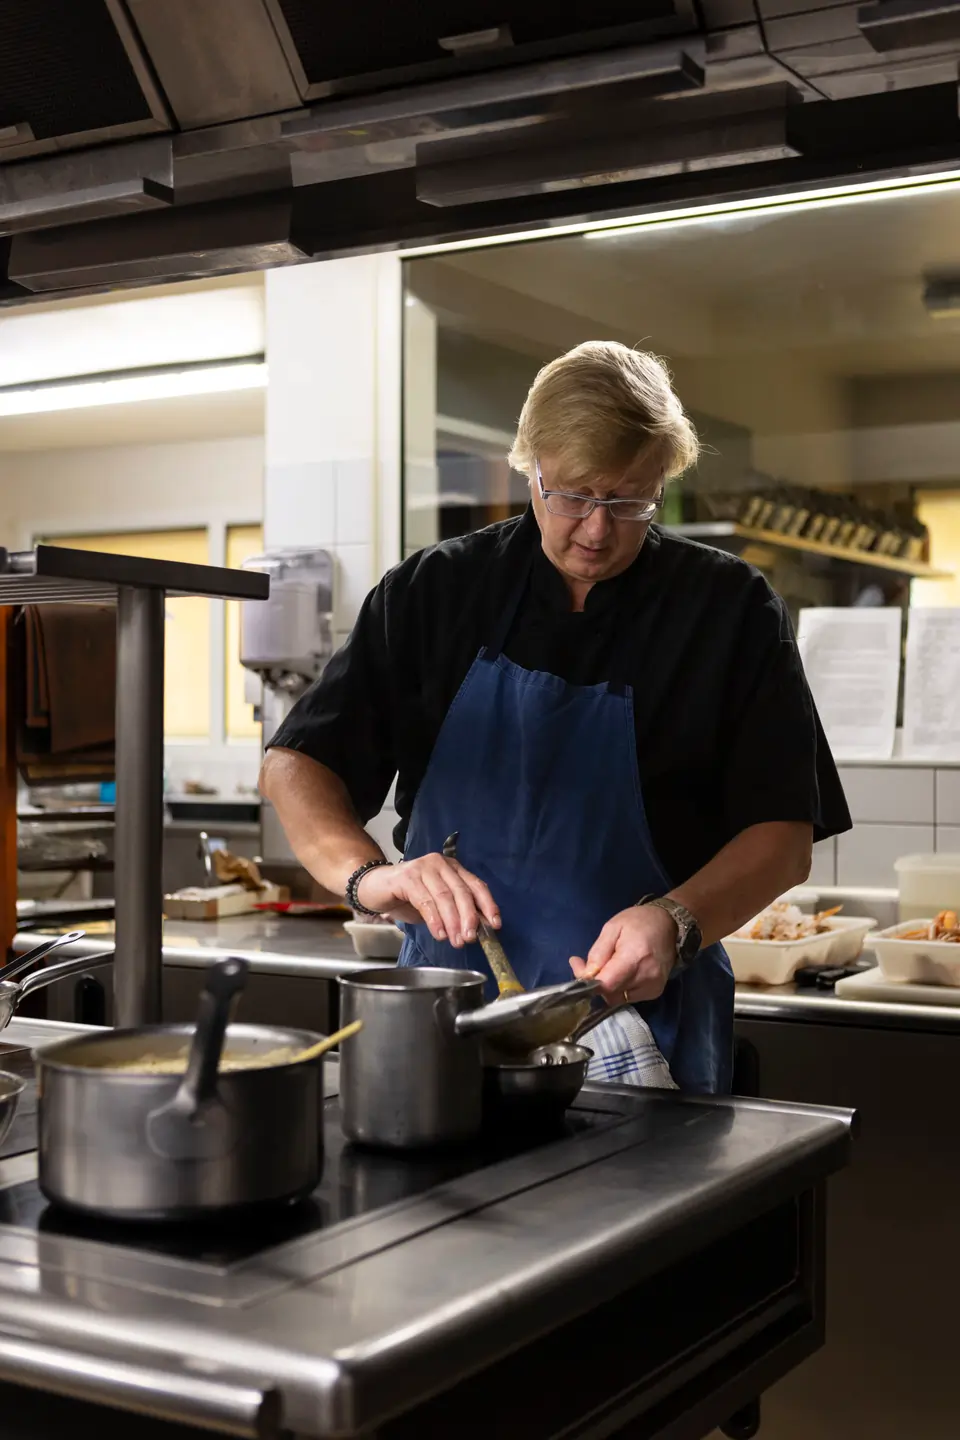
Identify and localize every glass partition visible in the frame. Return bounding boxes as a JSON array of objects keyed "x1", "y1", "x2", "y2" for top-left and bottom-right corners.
[{"x1": 402, "y1": 181, "x2": 960, "y2": 621}]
